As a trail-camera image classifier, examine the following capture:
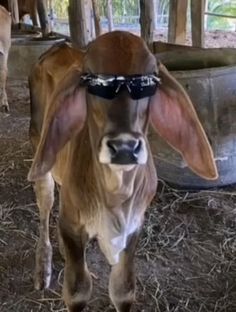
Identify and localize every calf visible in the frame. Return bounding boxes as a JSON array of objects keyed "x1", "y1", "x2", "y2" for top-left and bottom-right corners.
[
  {"x1": 28, "y1": 32, "x2": 218, "y2": 312},
  {"x1": 0, "y1": 5, "x2": 11, "y2": 112}
]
